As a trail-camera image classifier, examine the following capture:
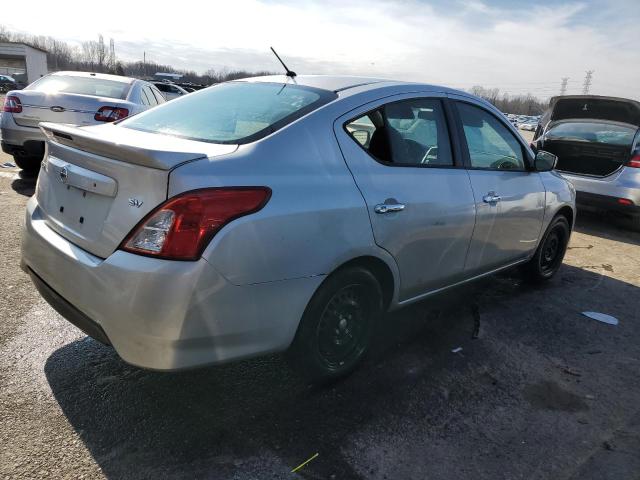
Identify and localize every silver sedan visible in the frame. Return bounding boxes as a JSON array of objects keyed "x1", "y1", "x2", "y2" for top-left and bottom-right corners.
[
  {"x1": 21, "y1": 75, "x2": 575, "y2": 382},
  {"x1": 1, "y1": 71, "x2": 166, "y2": 172}
]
